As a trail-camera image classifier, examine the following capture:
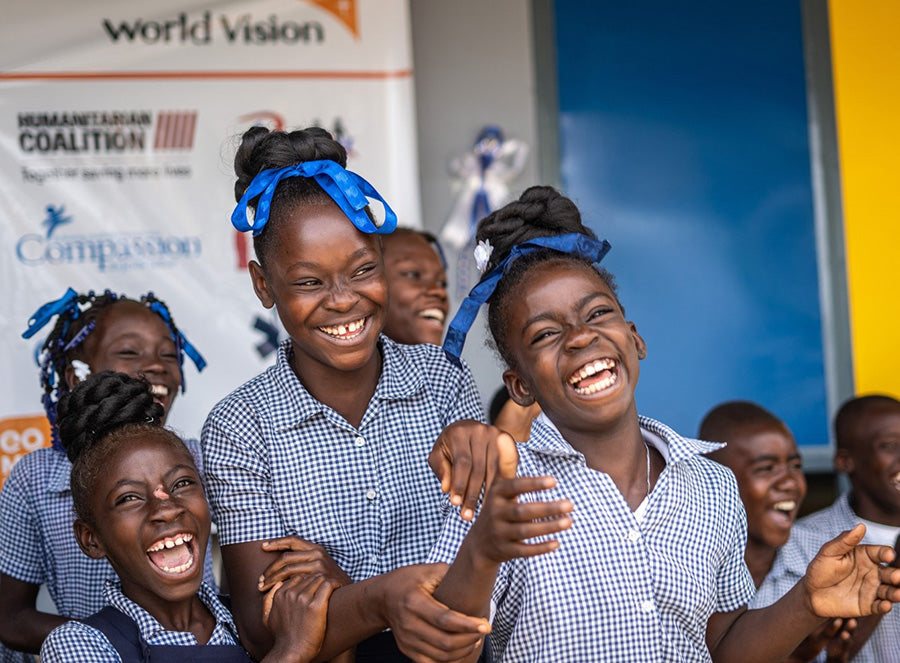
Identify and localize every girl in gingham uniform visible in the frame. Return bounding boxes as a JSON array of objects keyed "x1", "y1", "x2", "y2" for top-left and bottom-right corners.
[
  {"x1": 0, "y1": 290, "x2": 211, "y2": 662},
  {"x1": 203, "y1": 127, "x2": 491, "y2": 662},
  {"x1": 428, "y1": 186, "x2": 900, "y2": 662}
]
